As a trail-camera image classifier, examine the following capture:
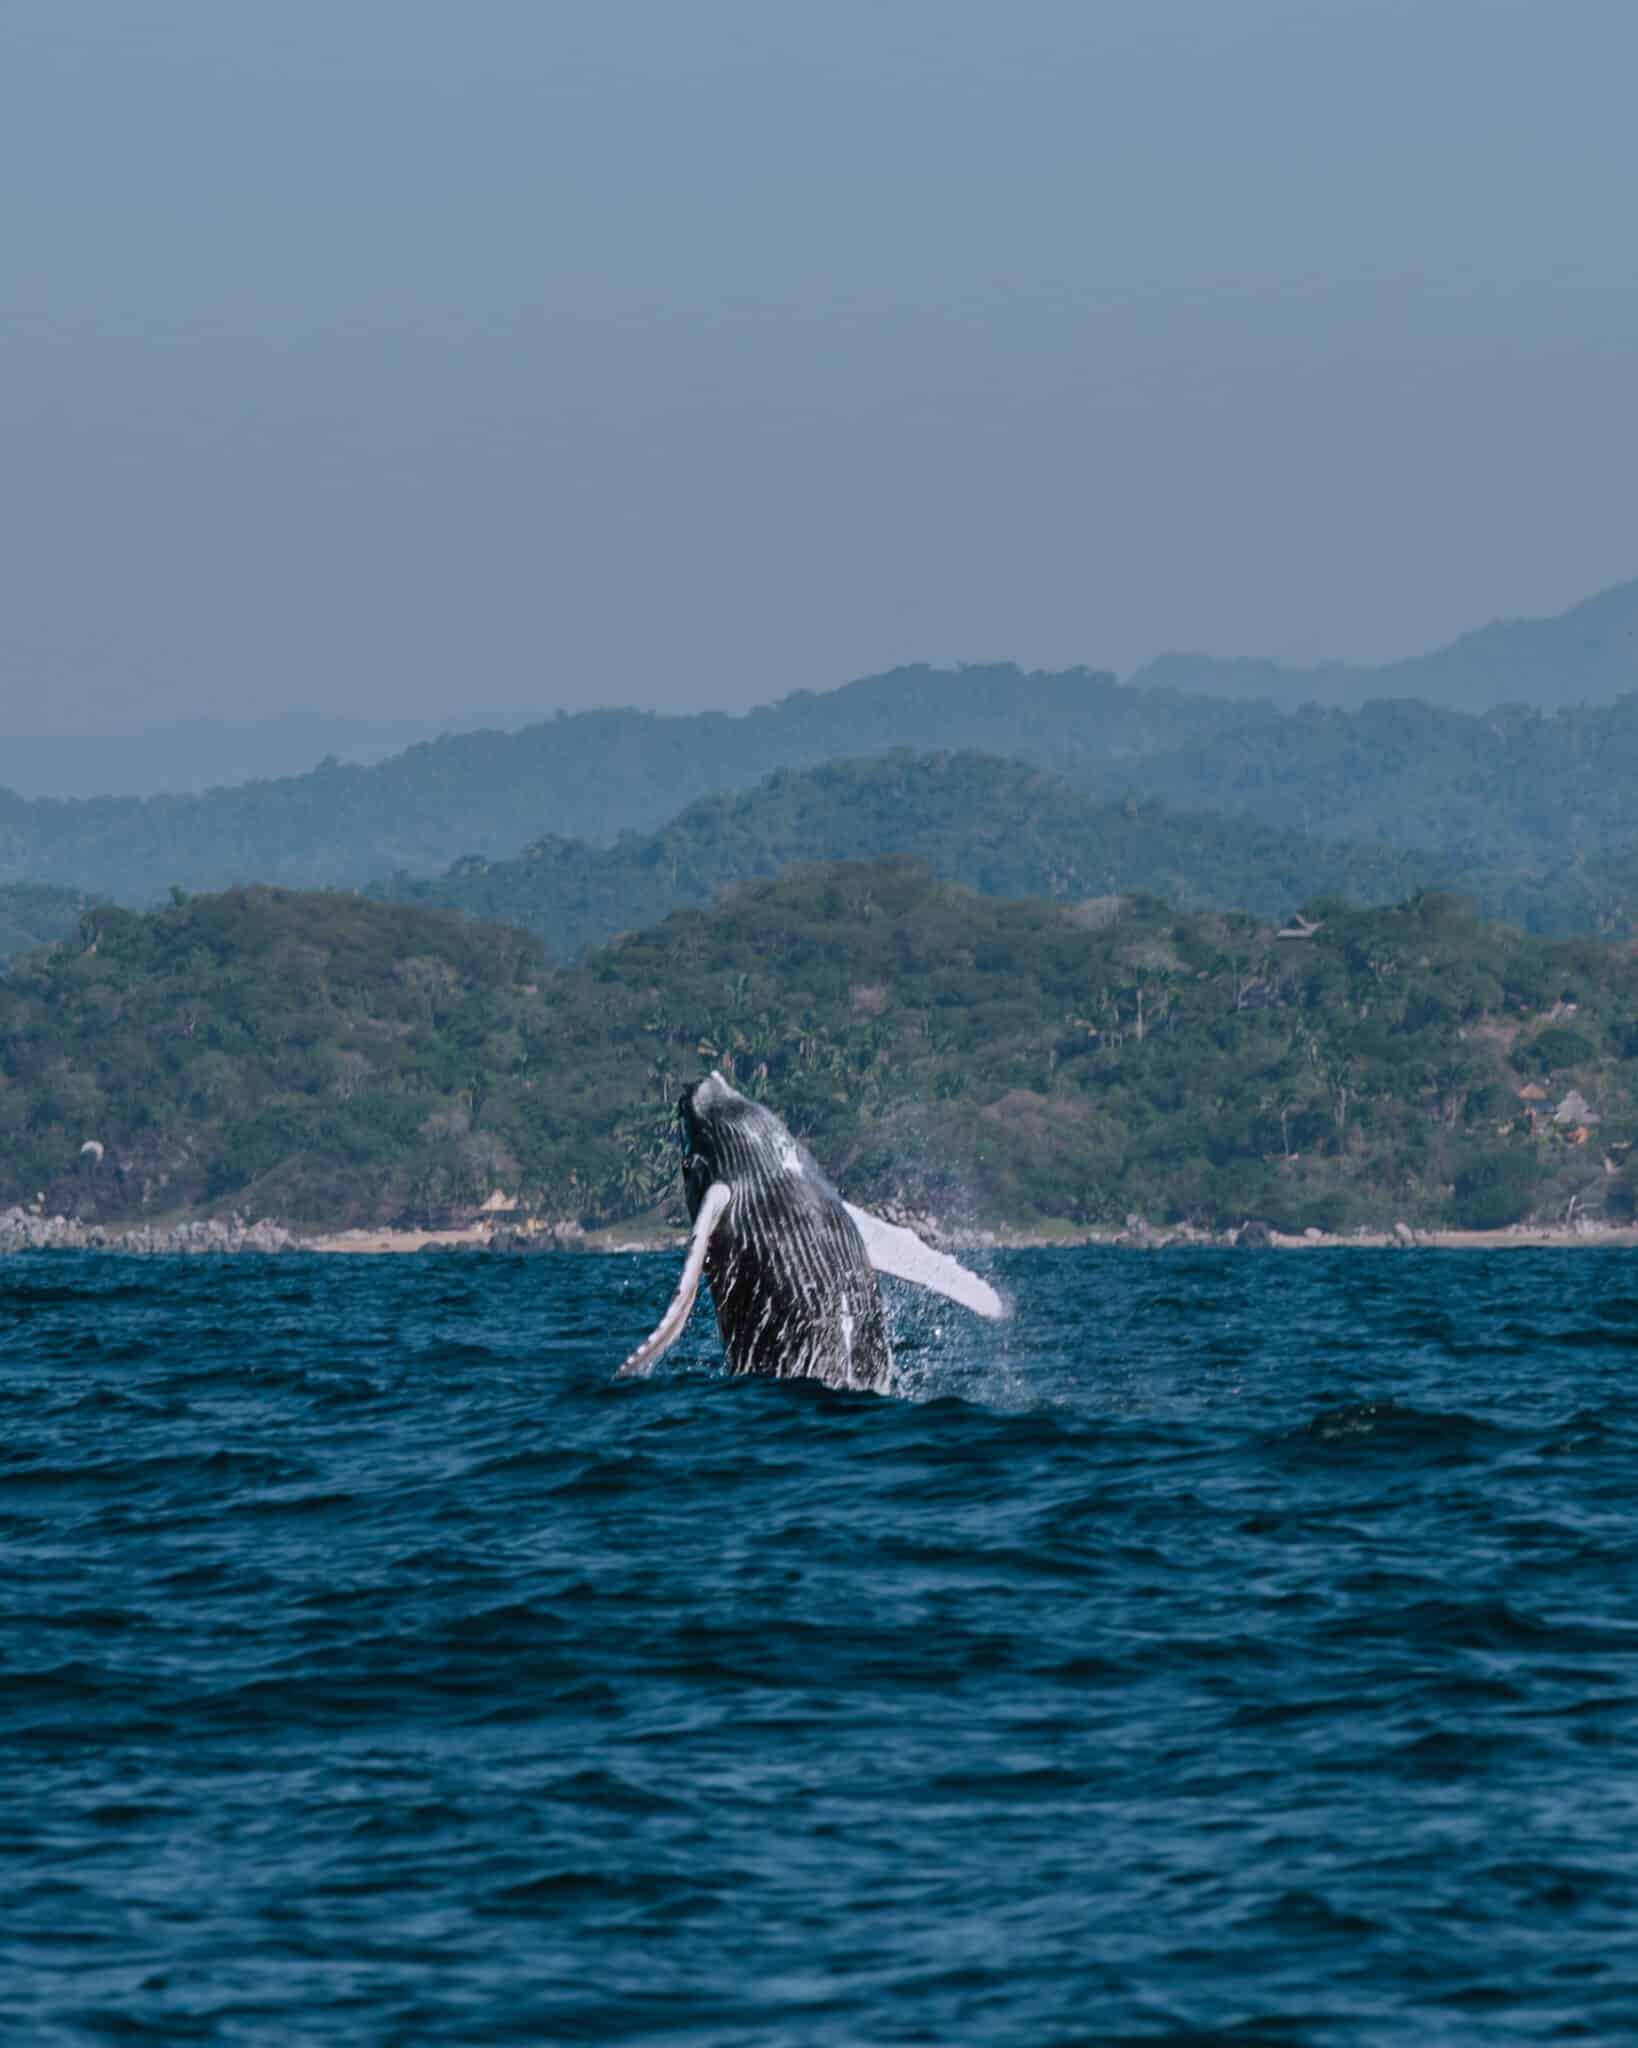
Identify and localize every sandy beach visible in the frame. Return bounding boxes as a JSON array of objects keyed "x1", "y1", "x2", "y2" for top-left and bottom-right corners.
[{"x1": 301, "y1": 1224, "x2": 497, "y2": 1256}]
